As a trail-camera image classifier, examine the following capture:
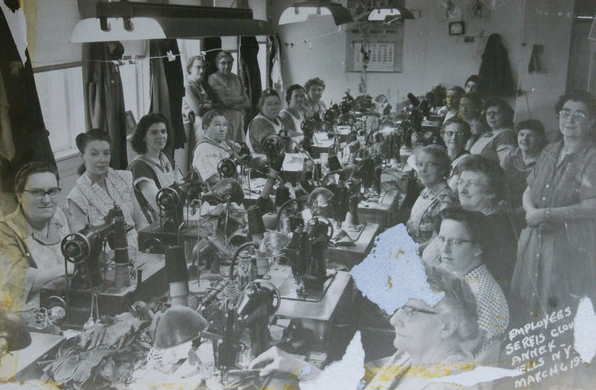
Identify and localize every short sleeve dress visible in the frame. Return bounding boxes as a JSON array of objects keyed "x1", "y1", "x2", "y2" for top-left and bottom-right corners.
[{"x1": 511, "y1": 140, "x2": 596, "y2": 319}]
